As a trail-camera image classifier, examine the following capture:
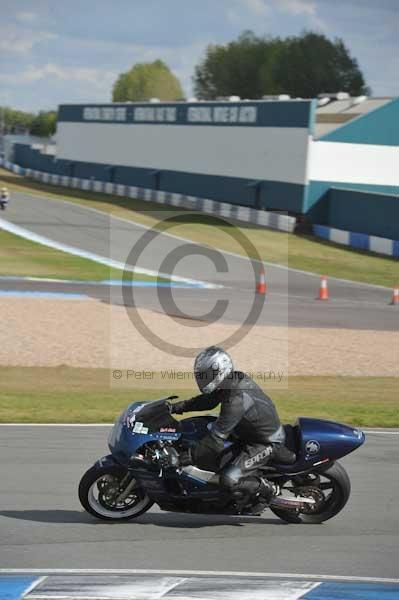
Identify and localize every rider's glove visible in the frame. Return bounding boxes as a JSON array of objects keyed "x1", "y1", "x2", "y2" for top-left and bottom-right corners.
[
  {"x1": 168, "y1": 400, "x2": 187, "y2": 415},
  {"x1": 164, "y1": 447, "x2": 192, "y2": 468},
  {"x1": 164, "y1": 447, "x2": 180, "y2": 468}
]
